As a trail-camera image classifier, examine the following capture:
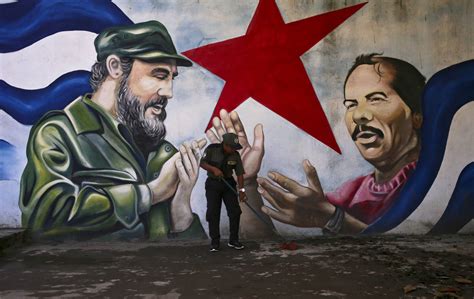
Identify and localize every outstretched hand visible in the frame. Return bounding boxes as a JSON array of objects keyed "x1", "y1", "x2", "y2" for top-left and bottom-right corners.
[{"x1": 257, "y1": 160, "x2": 335, "y2": 227}]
